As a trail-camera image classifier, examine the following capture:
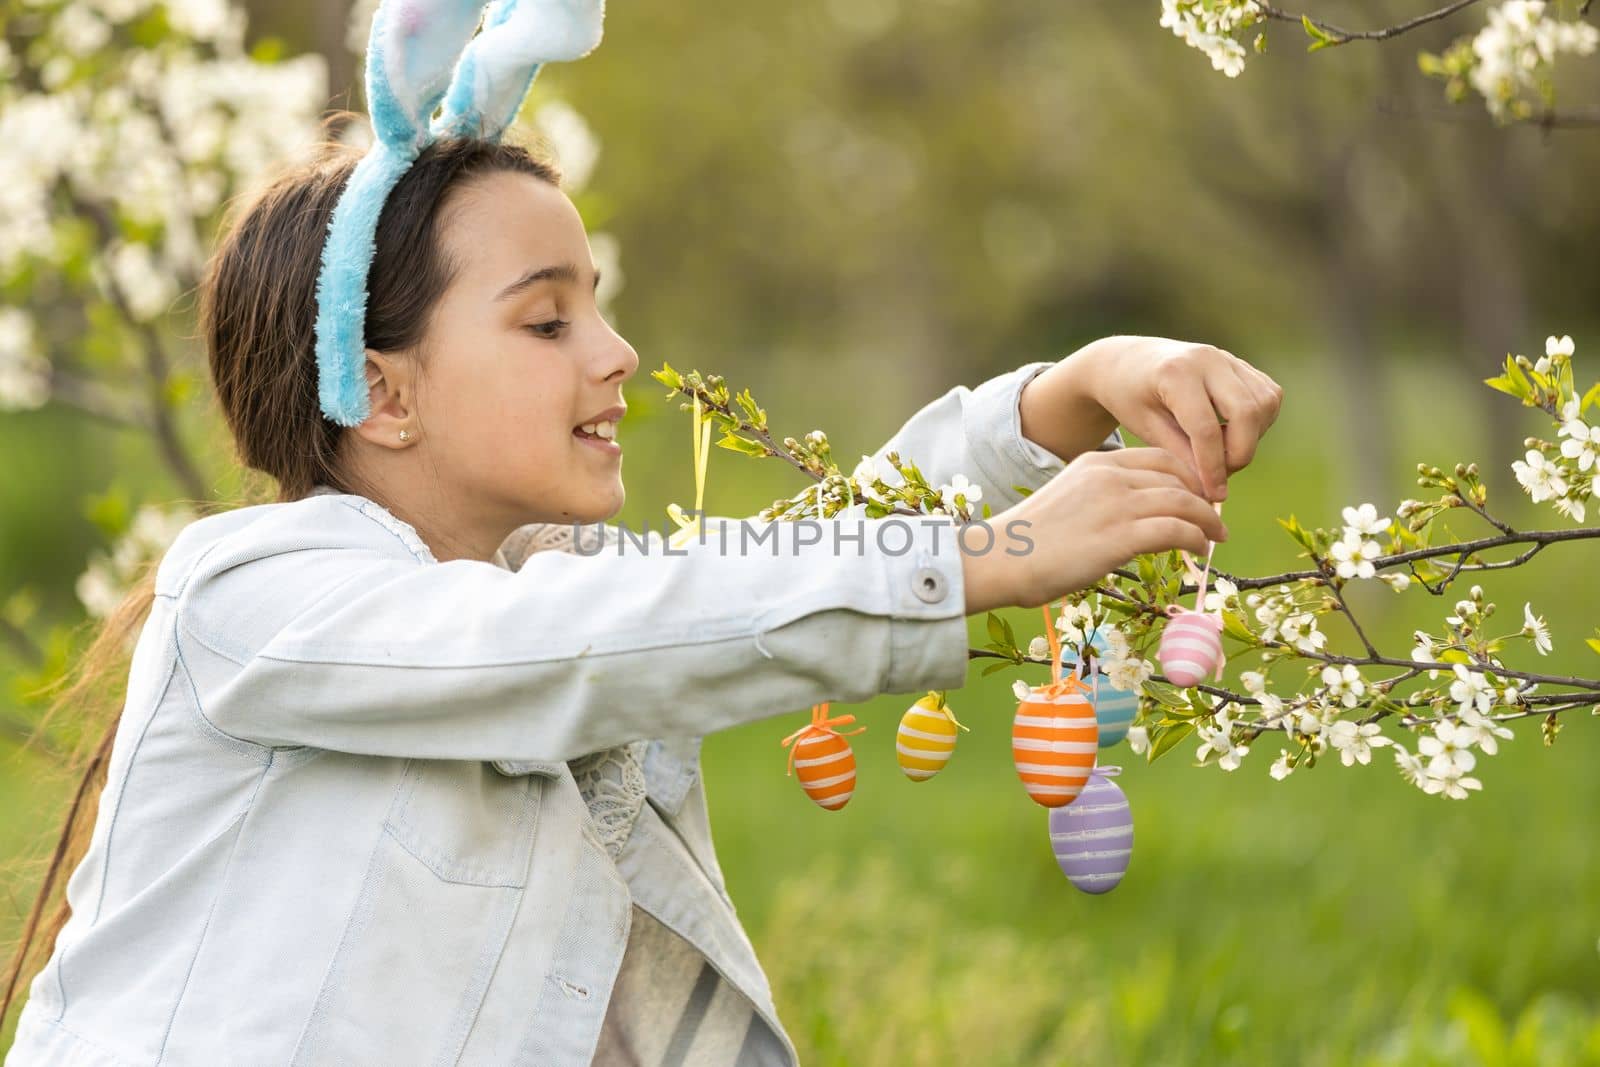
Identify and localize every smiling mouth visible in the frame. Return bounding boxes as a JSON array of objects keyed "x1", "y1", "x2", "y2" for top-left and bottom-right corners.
[{"x1": 573, "y1": 419, "x2": 621, "y2": 451}]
